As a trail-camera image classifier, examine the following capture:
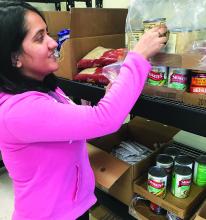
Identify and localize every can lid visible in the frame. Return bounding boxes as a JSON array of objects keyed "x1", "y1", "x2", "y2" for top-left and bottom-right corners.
[
  {"x1": 175, "y1": 155, "x2": 193, "y2": 165},
  {"x1": 164, "y1": 147, "x2": 180, "y2": 157},
  {"x1": 174, "y1": 165, "x2": 192, "y2": 176},
  {"x1": 143, "y1": 18, "x2": 166, "y2": 23},
  {"x1": 156, "y1": 154, "x2": 173, "y2": 164},
  {"x1": 149, "y1": 166, "x2": 167, "y2": 178},
  {"x1": 196, "y1": 155, "x2": 206, "y2": 164},
  {"x1": 170, "y1": 28, "x2": 193, "y2": 32}
]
